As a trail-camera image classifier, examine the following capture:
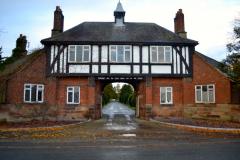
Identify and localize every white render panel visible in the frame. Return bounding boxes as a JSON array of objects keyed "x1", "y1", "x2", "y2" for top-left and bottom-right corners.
[
  {"x1": 110, "y1": 65, "x2": 131, "y2": 74},
  {"x1": 101, "y1": 45, "x2": 108, "y2": 62},
  {"x1": 51, "y1": 46, "x2": 54, "y2": 64},
  {"x1": 69, "y1": 65, "x2": 90, "y2": 73},
  {"x1": 101, "y1": 65, "x2": 108, "y2": 73},
  {"x1": 92, "y1": 45, "x2": 99, "y2": 62},
  {"x1": 151, "y1": 65, "x2": 171, "y2": 74},
  {"x1": 173, "y1": 48, "x2": 177, "y2": 74},
  {"x1": 50, "y1": 46, "x2": 54, "y2": 73},
  {"x1": 63, "y1": 47, "x2": 67, "y2": 73},
  {"x1": 177, "y1": 48, "x2": 180, "y2": 74},
  {"x1": 133, "y1": 46, "x2": 140, "y2": 63},
  {"x1": 182, "y1": 47, "x2": 186, "y2": 74},
  {"x1": 59, "y1": 47, "x2": 63, "y2": 73},
  {"x1": 54, "y1": 46, "x2": 58, "y2": 73},
  {"x1": 133, "y1": 65, "x2": 140, "y2": 74},
  {"x1": 142, "y1": 65, "x2": 149, "y2": 74},
  {"x1": 142, "y1": 46, "x2": 149, "y2": 63},
  {"x1": 92, "y1": 65, "x2": 98, "y2": 73},
  {"x1": 185, "y1": 47, "x2": 189, "y2": 65}
]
